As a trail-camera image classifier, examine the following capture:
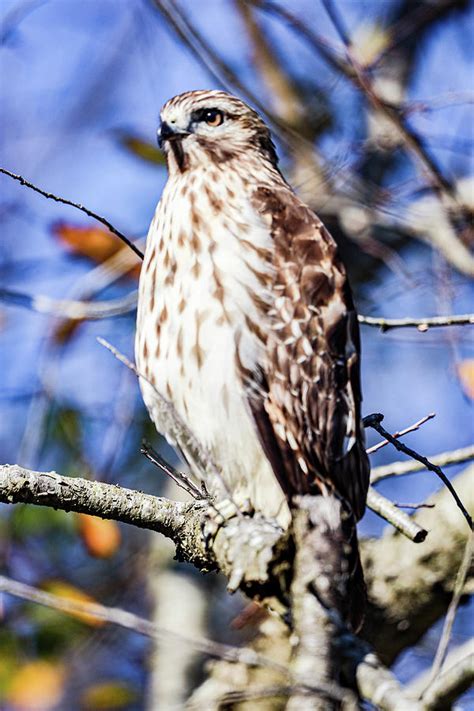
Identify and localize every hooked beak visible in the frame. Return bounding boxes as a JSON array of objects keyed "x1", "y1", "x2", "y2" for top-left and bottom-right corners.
[
  {"x1": 158, "y1": 122, "x2": 190, "y2": 172},
  {"x1": 158, "y1": 121, "x2": 190, "y2": 148}
]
